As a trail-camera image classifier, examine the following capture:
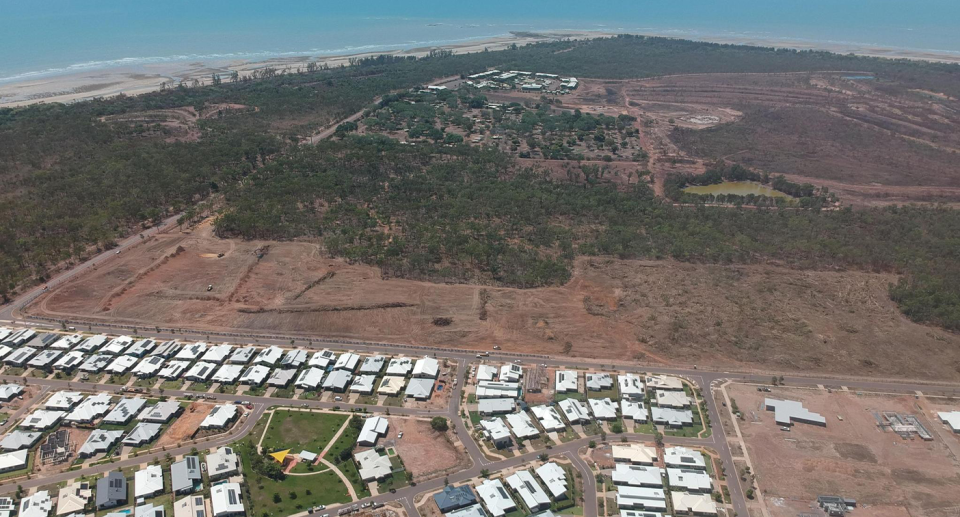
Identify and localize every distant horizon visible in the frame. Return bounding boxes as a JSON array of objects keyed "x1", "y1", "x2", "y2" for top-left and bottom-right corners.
[{"x1": 3, "y1": 0, "x2": 960, "y2": 84}]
